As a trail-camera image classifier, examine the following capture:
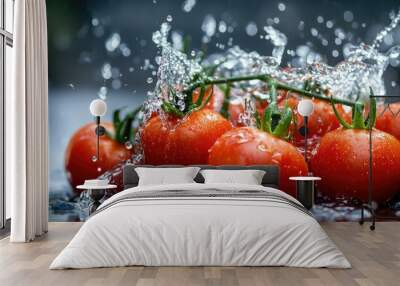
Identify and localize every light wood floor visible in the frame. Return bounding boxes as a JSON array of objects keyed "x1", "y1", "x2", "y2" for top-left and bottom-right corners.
[{"x1": 0, "y1": 222, "x2": 399, "y2": 286}]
